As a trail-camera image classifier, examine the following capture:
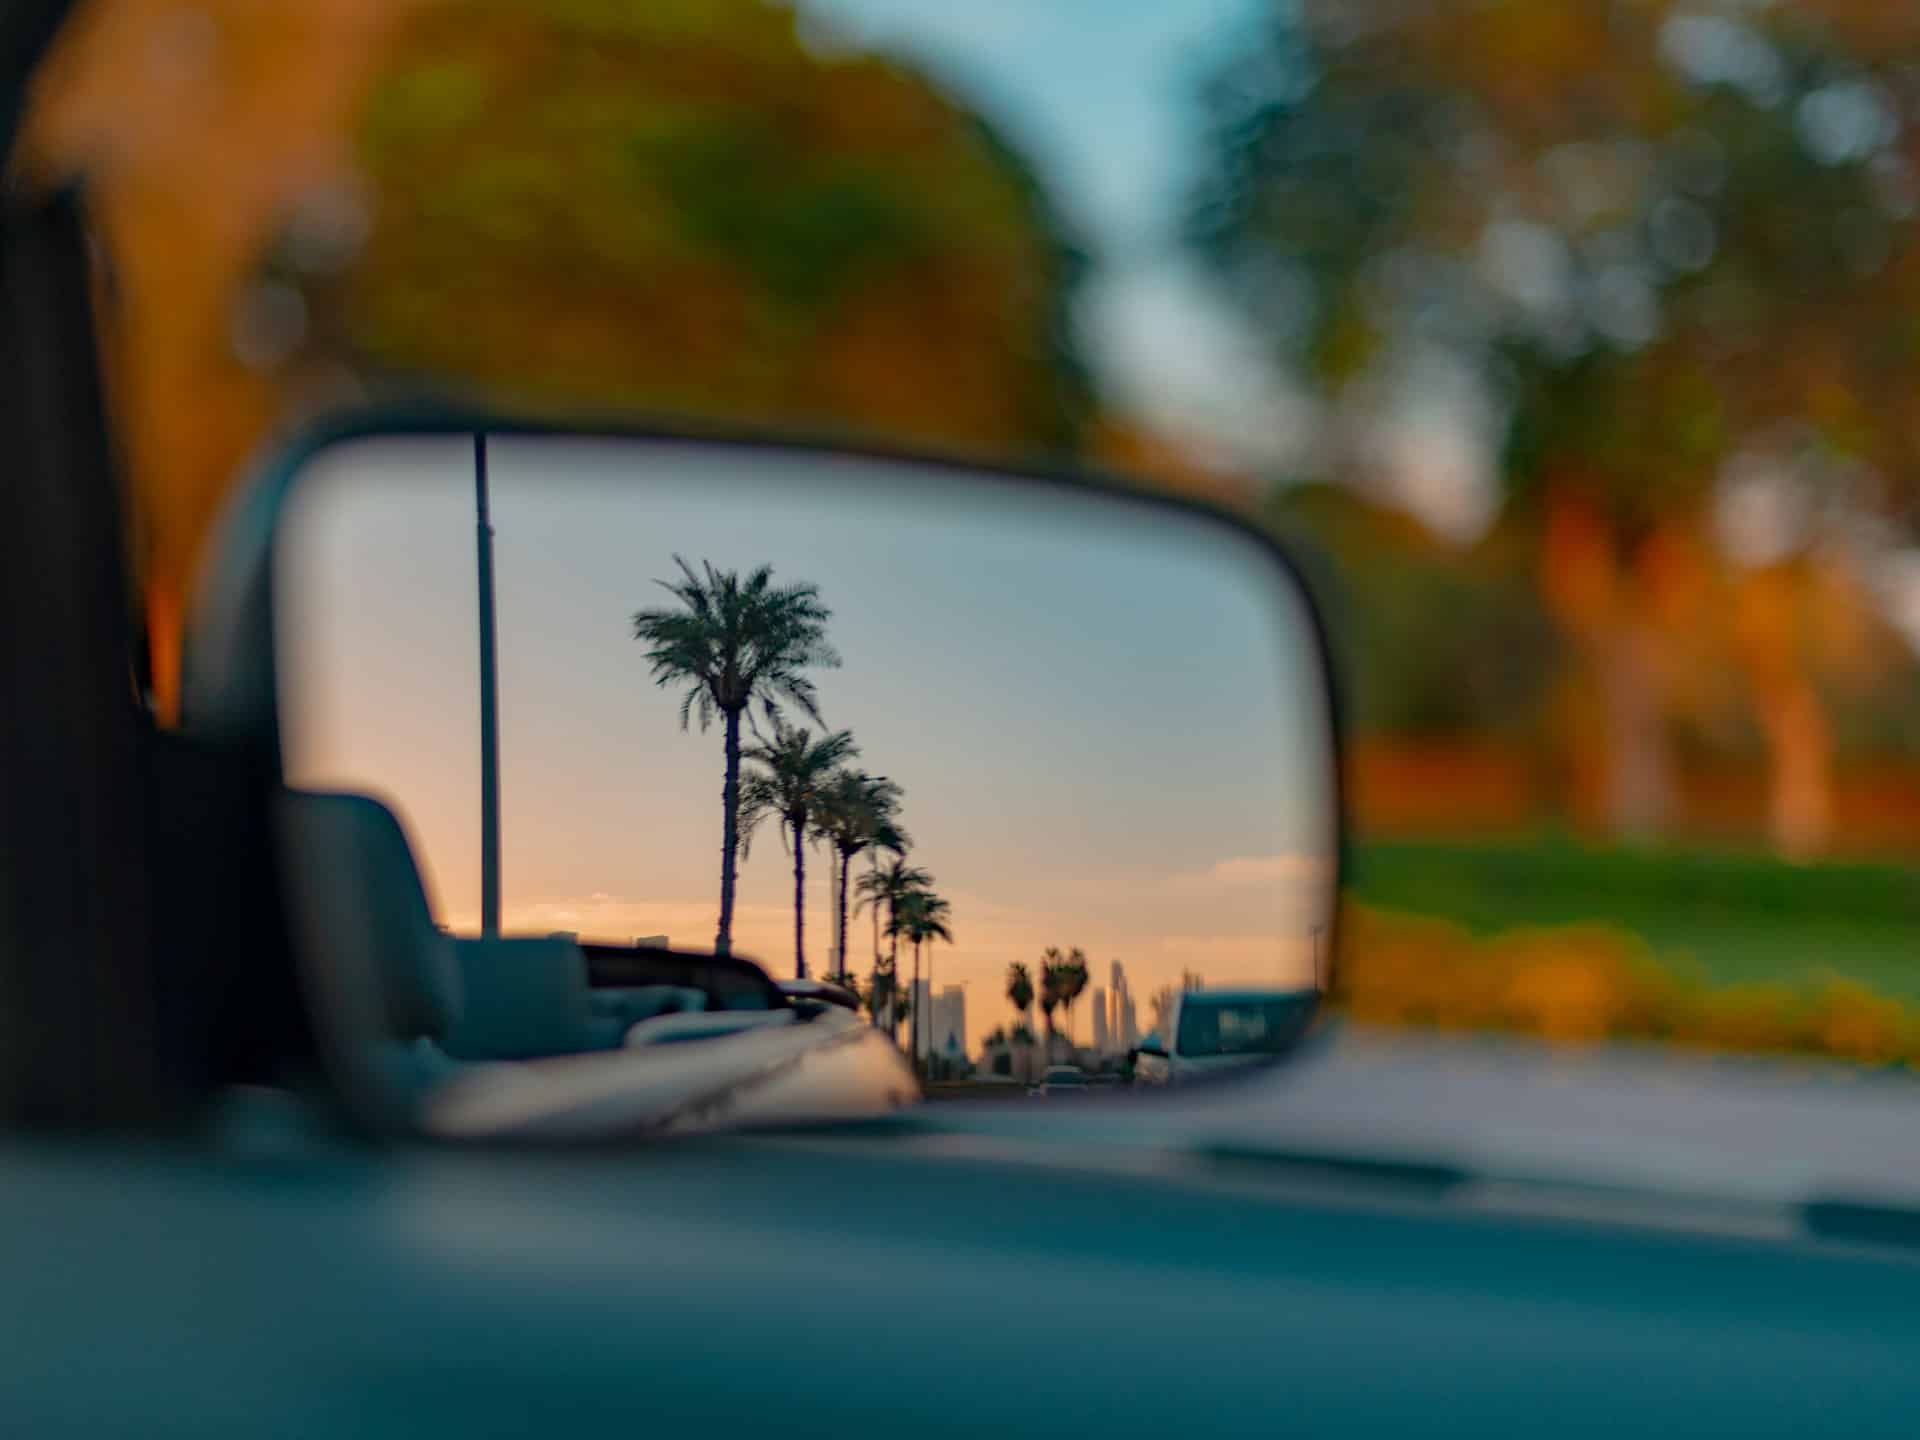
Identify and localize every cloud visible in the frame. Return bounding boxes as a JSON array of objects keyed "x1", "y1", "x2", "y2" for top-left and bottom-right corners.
[{"x1": 1167, "y1": 853, "x2": 1332, "y2": 896}]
